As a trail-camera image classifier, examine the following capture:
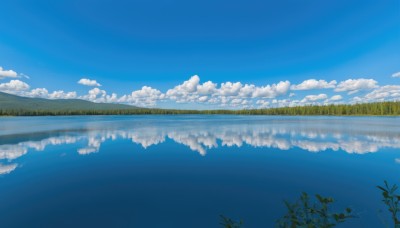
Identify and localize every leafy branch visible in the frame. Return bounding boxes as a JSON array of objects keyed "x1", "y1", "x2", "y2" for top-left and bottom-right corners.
[
  {"x1": 377, "y1": 181, "x2": 400, "y2": 227},
  {"x1": 276, "y1": 192, "x2": 355, "y2": 228},
  {"x1": 220, "y1": 215, "x2": 243, "y2": 228}
]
